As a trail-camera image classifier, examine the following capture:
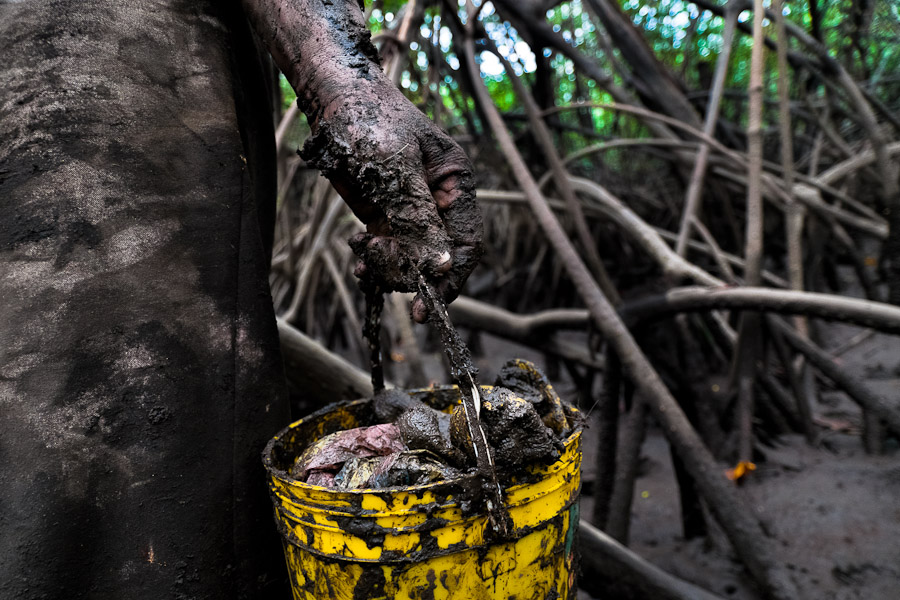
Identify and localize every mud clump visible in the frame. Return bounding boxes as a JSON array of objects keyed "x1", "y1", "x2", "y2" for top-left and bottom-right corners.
[
  {"x1": 396, "y1": 403, "x2": 466, "y2": 467},
  {"x1": 374, "y1": 388, "x2": 466, "y2": 467},
  {"x1": 495, "y1": 359, "x2": 570, "y2": 436},
  {"x1": 372, "y1": 388, "x2": 422, "y2": 422},
  {"x1": 451, "y1": 387, "x2": 561, "y2": 471}
]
